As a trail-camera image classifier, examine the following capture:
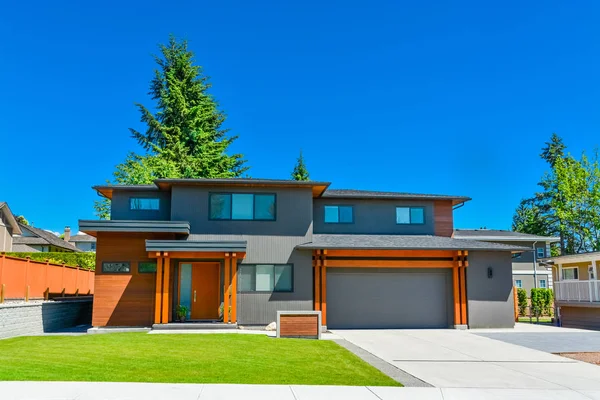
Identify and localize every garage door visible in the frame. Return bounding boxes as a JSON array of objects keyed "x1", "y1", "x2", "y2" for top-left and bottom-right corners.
[{"x1": 327, "y1": 268, "x2": 451, "y2": 329}]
